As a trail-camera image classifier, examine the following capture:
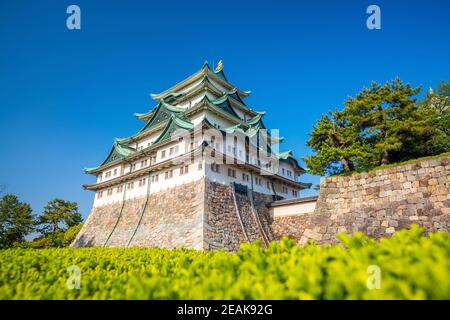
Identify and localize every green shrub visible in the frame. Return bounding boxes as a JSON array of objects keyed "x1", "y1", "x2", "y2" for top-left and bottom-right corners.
[
  {"x1": 30, "y1": 224, "x2": 83, "y2": 249},
  {"x1": 63, "y1": 224, "x2": 83, "y2": 247},
  {"x1": 0, "y1": 225, "x2": 449, "y2": 300}
]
